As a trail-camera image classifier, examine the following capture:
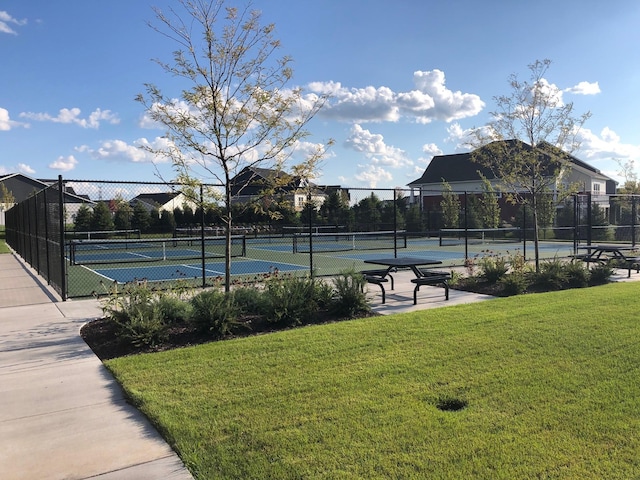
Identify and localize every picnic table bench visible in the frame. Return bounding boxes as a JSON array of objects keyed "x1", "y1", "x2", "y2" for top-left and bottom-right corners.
[
  {"x1": 411, "y1": 270, "x2": 451, "y2": 305},
  {"x1": 361, "y1": 257, "x2": 450, "y2": 305},
  {"x1": 575, "y1": 245, "x2": 640, "y2": 278}
]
